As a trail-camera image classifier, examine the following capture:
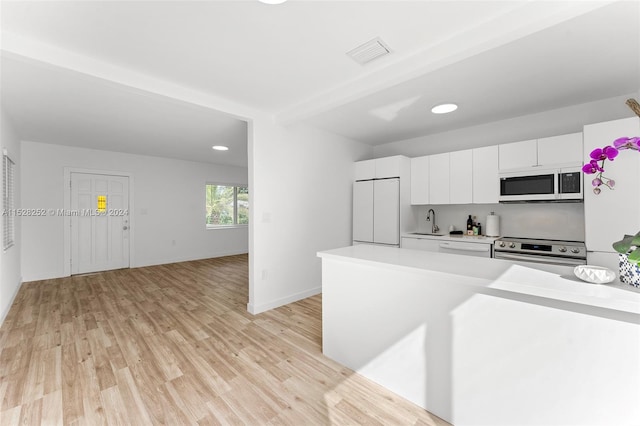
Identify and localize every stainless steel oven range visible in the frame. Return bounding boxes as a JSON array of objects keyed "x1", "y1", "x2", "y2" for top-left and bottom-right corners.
[{"x1": 494, "y1": 237, "x2": 587, "y2": 270}]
